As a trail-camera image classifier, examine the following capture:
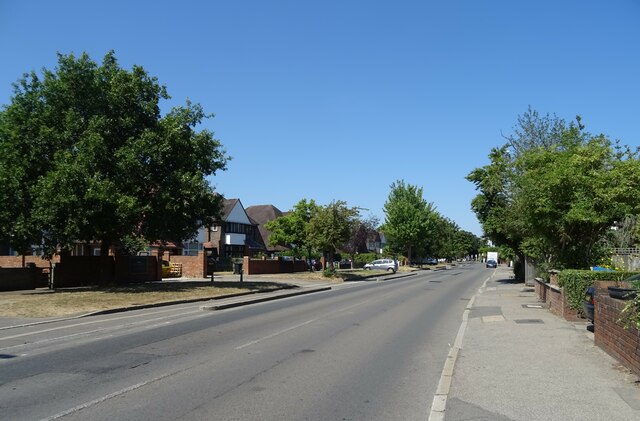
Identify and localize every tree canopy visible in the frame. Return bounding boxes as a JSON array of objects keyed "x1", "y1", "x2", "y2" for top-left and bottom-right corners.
[
  {"x1": 382, "y1": 180, "x2": 439, "y2": 262},
  {"x1": 306, "y1": 200, "x2": 360, "y2": 269},
  {"x1": 468, "y1": 107, "x2": 640, "y2": 271},
  {"x1": 265, "y1": 199, "x2": 319, "y2": 264},
  {"x1": 0, "y1": 51, "x2": 229, "y2": 257}
]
